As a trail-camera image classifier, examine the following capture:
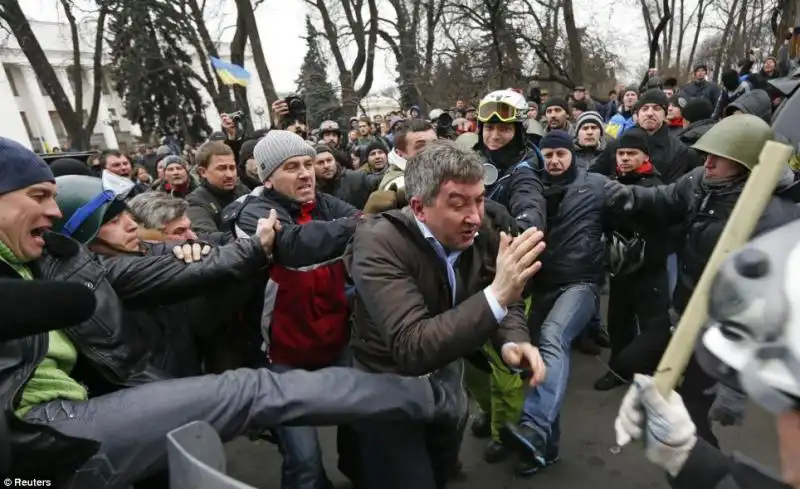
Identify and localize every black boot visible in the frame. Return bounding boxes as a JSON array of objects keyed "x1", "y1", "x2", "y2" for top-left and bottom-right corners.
[{"x1": 593, "y1": 371, "x2": 628, "y2": 391}]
